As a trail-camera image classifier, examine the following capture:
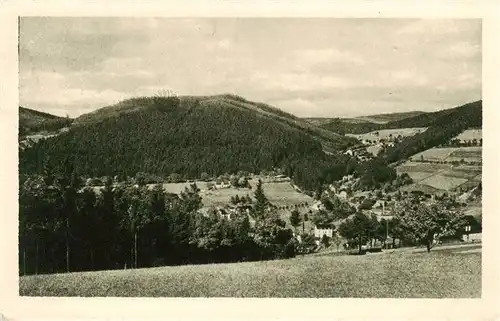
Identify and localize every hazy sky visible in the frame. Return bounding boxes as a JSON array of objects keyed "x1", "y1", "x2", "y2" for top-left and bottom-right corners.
[{"x1": 19, "y1": 18, "x2": 481, "y2": 118}]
